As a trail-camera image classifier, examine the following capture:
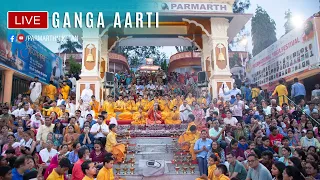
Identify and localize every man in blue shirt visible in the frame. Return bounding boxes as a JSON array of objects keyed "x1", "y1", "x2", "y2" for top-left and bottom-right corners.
[
  {"x1": 291, "y1": 78, "x2": 306, "y2": 104},
  {"x1": 12, "y1": 155, "x2": 29, "y2": 180},
  {"x1": 194, "y1": 129, "x2": 213, "y2": 176}
]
